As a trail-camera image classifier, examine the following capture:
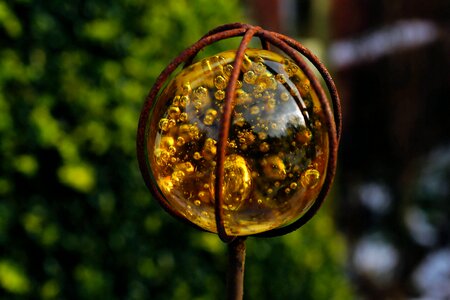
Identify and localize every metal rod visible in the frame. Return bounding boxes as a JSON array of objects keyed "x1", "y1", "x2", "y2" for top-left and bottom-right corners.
[
  {"x1": 214, "y1": 26, "x2": 260, "y2": 242},
  {"x1": 226, "y1": 237, "x2": 247, "y2": 300}
]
